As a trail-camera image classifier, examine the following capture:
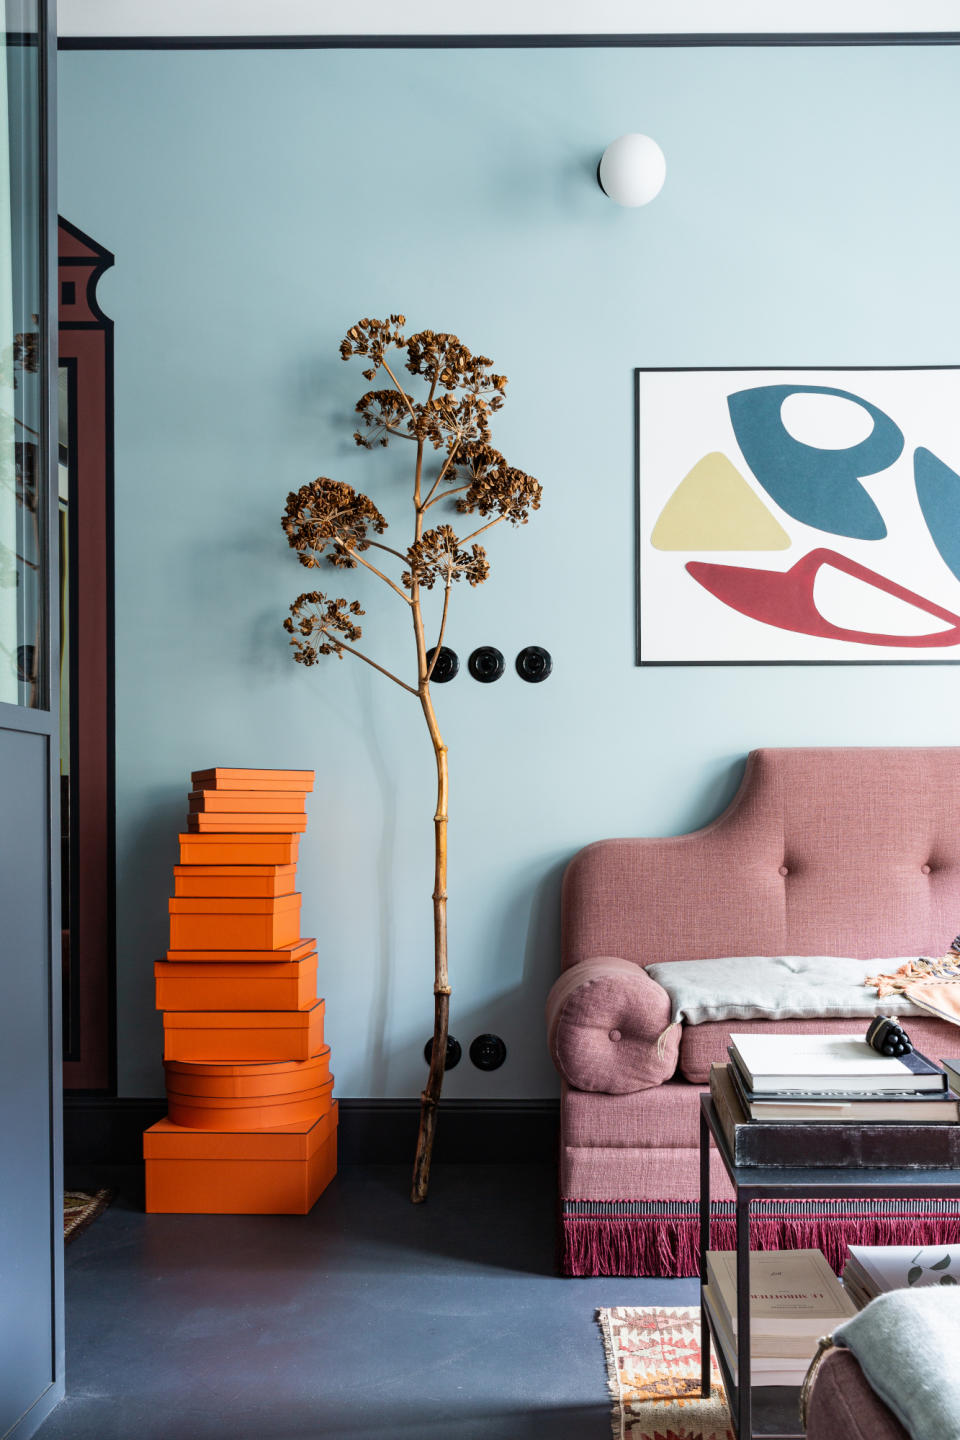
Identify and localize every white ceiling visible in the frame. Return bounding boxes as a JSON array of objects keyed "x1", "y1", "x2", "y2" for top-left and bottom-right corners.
[{"x1": 55, "y1": 0, "x2": 960, "y2": 38}]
